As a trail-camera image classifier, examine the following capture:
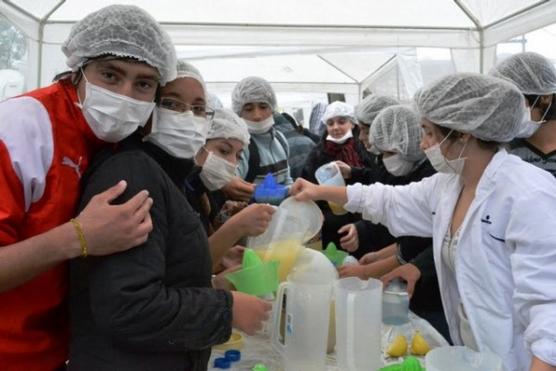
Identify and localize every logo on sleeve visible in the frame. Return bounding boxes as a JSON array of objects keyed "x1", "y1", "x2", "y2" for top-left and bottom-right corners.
[{"x1": 62, "y1": 156, "x2": 83, "y2": 178}]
